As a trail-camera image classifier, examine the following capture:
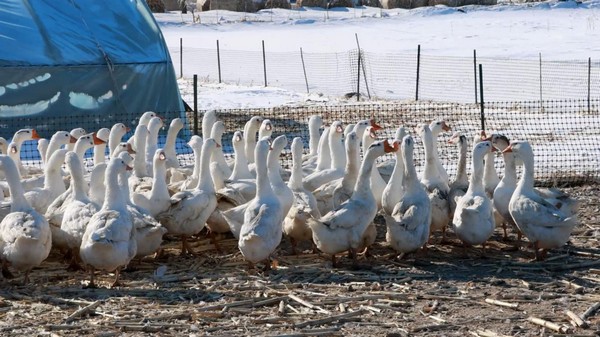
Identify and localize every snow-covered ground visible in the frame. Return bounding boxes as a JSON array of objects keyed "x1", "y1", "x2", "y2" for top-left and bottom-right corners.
[{"x1": 156, "y1": 0, "x2": 600, "y2": 108}]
